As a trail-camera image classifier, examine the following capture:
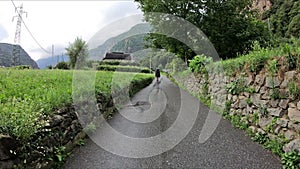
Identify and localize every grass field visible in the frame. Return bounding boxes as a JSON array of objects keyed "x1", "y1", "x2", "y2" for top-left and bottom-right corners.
[{"x1": 0, "y1": 69, "x2": 153, "y2": 140}]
